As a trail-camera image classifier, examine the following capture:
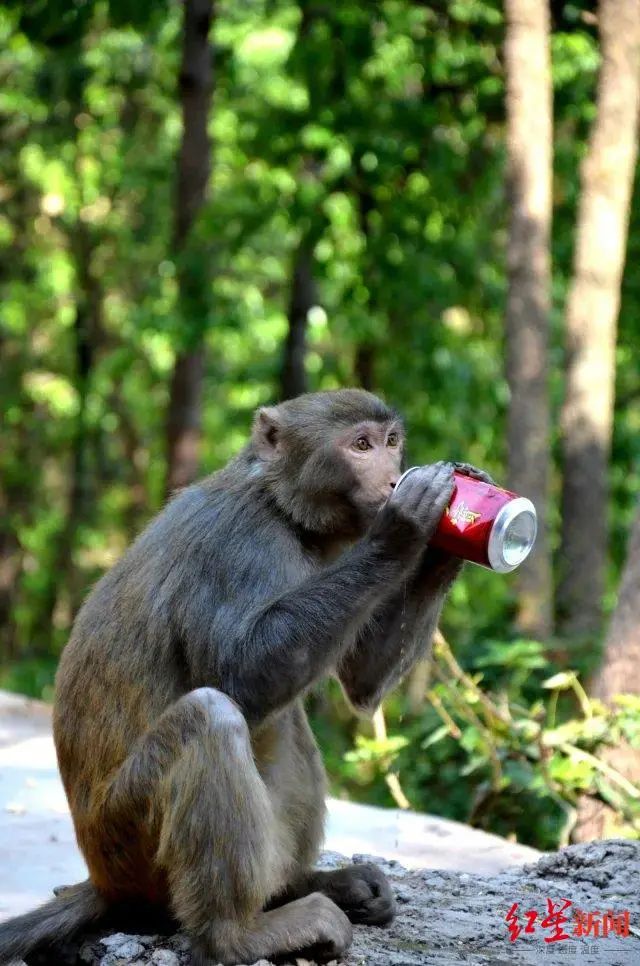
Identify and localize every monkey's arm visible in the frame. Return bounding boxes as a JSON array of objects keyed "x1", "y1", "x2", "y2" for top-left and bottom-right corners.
[
  {"x1": 210, "y1": 537, "x2": 411, "y2": 723},
  {"x1": 336, "y1": 461, "x2": 494, "y2": 712},
  {"x1": 336, "y1": 548, "x2": 462, "y2": 713},
  {"x1": 203, "y1": 466, "x2": 456, "y2": 724},
  {"x1": 180, "y1": 462, "x2": 454, "y2": 724}
]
